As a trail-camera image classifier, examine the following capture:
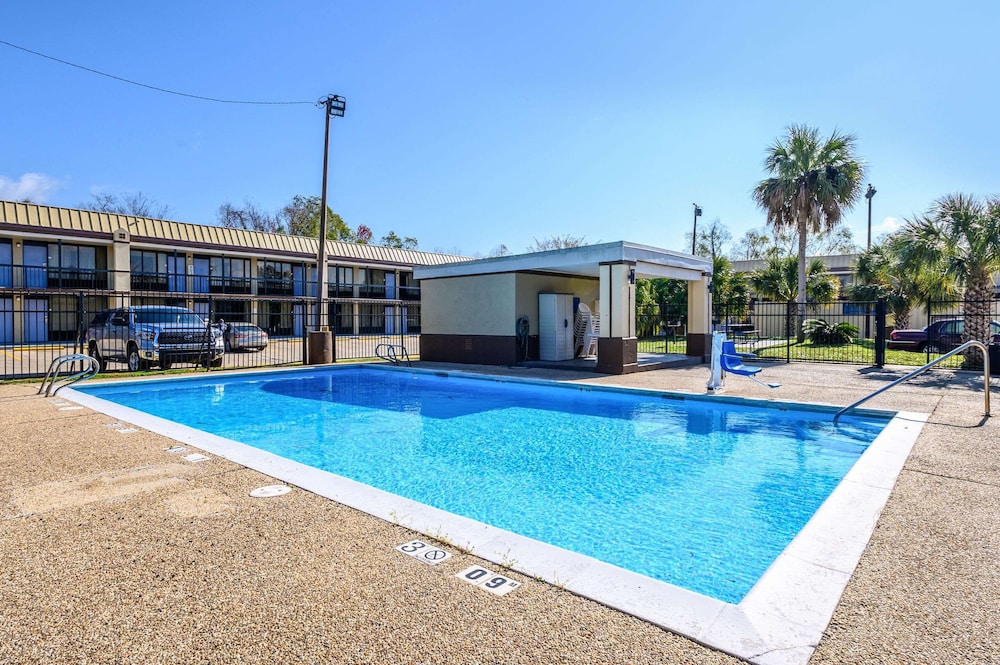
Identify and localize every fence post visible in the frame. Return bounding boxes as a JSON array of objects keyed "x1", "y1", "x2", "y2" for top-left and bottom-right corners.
[
  {"x1": 926, "y1": 297, "x2": 932, "y2": 363},
  {"x1": 76, "y1": 292, "x2": 85, "y2": 355},
  {"x1": 874, "y1": 297, "x2": 886, "y2": 368},
  {"x1": 301, "y1": 298, "x2": 309, "y2": 364},
  {"x1": 786, "y1": 300, "x2": 793, "y2": 363},
  {"x1": 329, "y1": 298, "x2": 336, "y2": 362}
]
